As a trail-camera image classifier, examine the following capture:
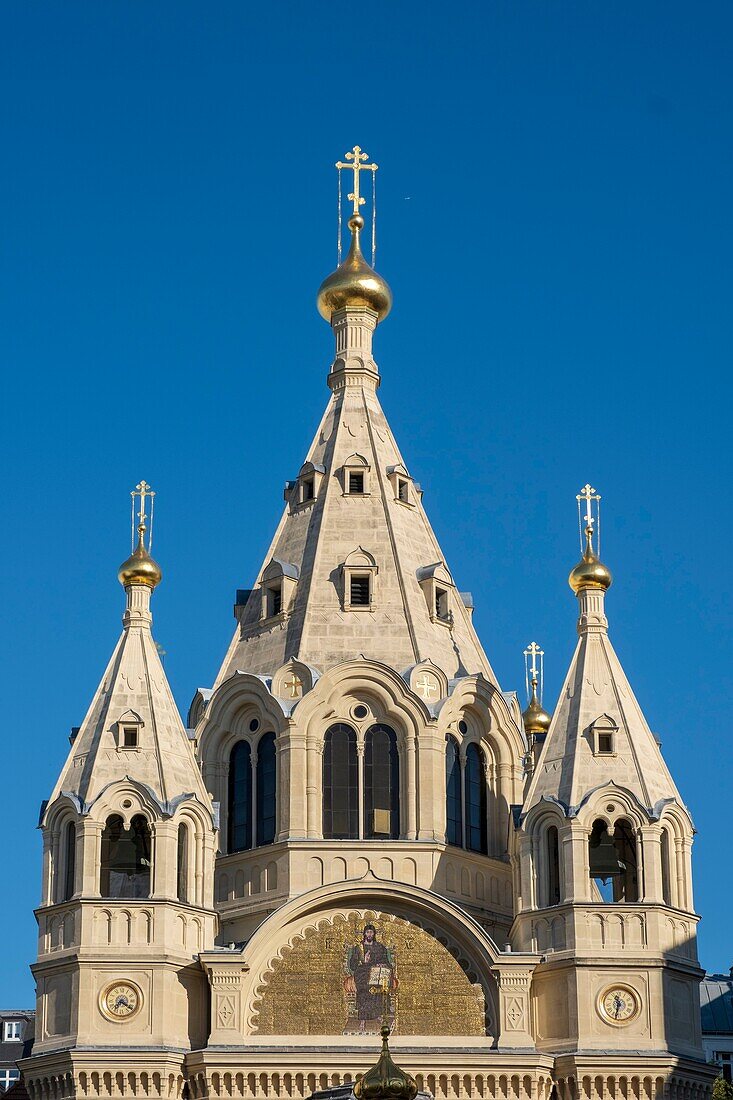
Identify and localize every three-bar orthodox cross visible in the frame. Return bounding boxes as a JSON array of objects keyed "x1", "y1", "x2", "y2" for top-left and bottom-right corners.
[
  {"x1": 130, "y1": 480, "x2": 156, "y2": 552},
  {"x1": 336, "y1": 145, "x2": 378, "y2": 215},
  {"x1": 523, "y1": 641, "x2": 544, "y2": 703},
  {"x1": 576, "y1": 483, "x2": 601, "y2": 554}
]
